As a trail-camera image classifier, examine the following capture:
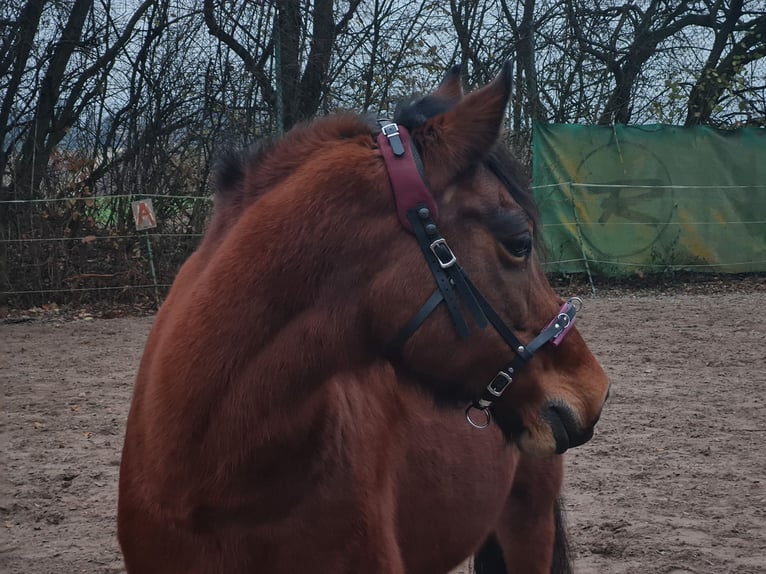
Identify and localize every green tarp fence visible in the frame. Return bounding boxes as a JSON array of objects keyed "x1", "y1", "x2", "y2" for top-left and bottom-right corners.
[{"x1": 532, "y1": 124, "x2": 766, "y2": 275}]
